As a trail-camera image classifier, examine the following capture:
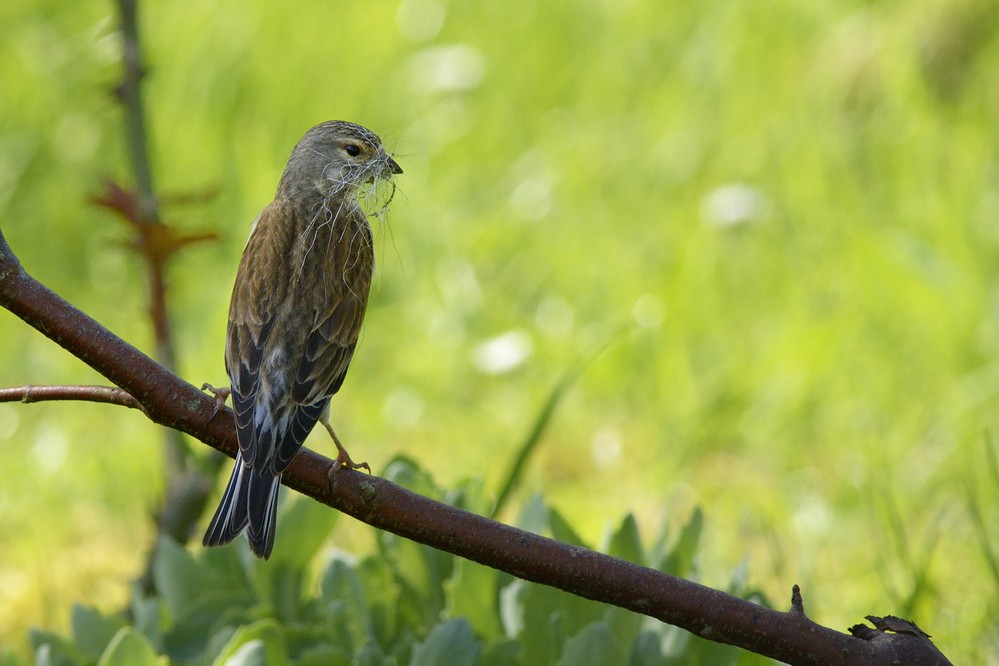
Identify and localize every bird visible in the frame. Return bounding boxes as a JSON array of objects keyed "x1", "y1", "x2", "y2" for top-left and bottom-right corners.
[{"x1": 202, "y1": 120, "x2": 402, "y2": 559}]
